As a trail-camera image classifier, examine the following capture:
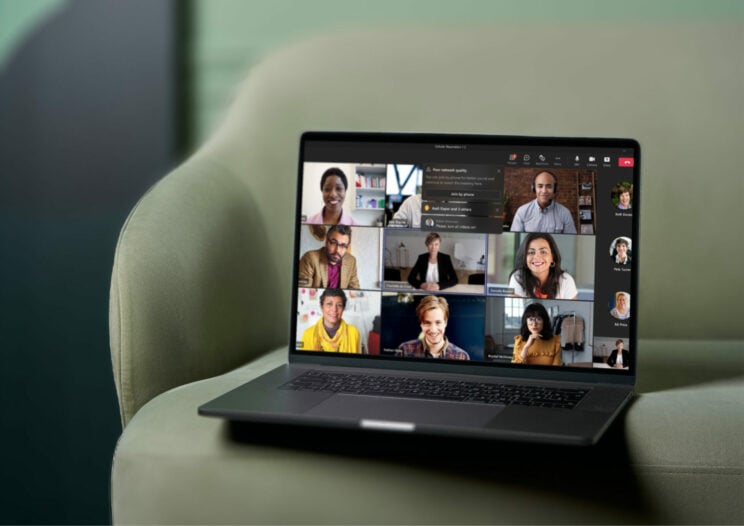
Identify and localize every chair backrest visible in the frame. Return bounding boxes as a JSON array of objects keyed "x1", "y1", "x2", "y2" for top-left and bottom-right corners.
[
  {"x1": 110, "y1": 24, "x2": 744, "y2": 426},
  {"x1": 384, "y1": 268, "x2": 402, "y2": 282},
  {"x1": 468, "y1": 273, "x2": 486, "y2": 285}
]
